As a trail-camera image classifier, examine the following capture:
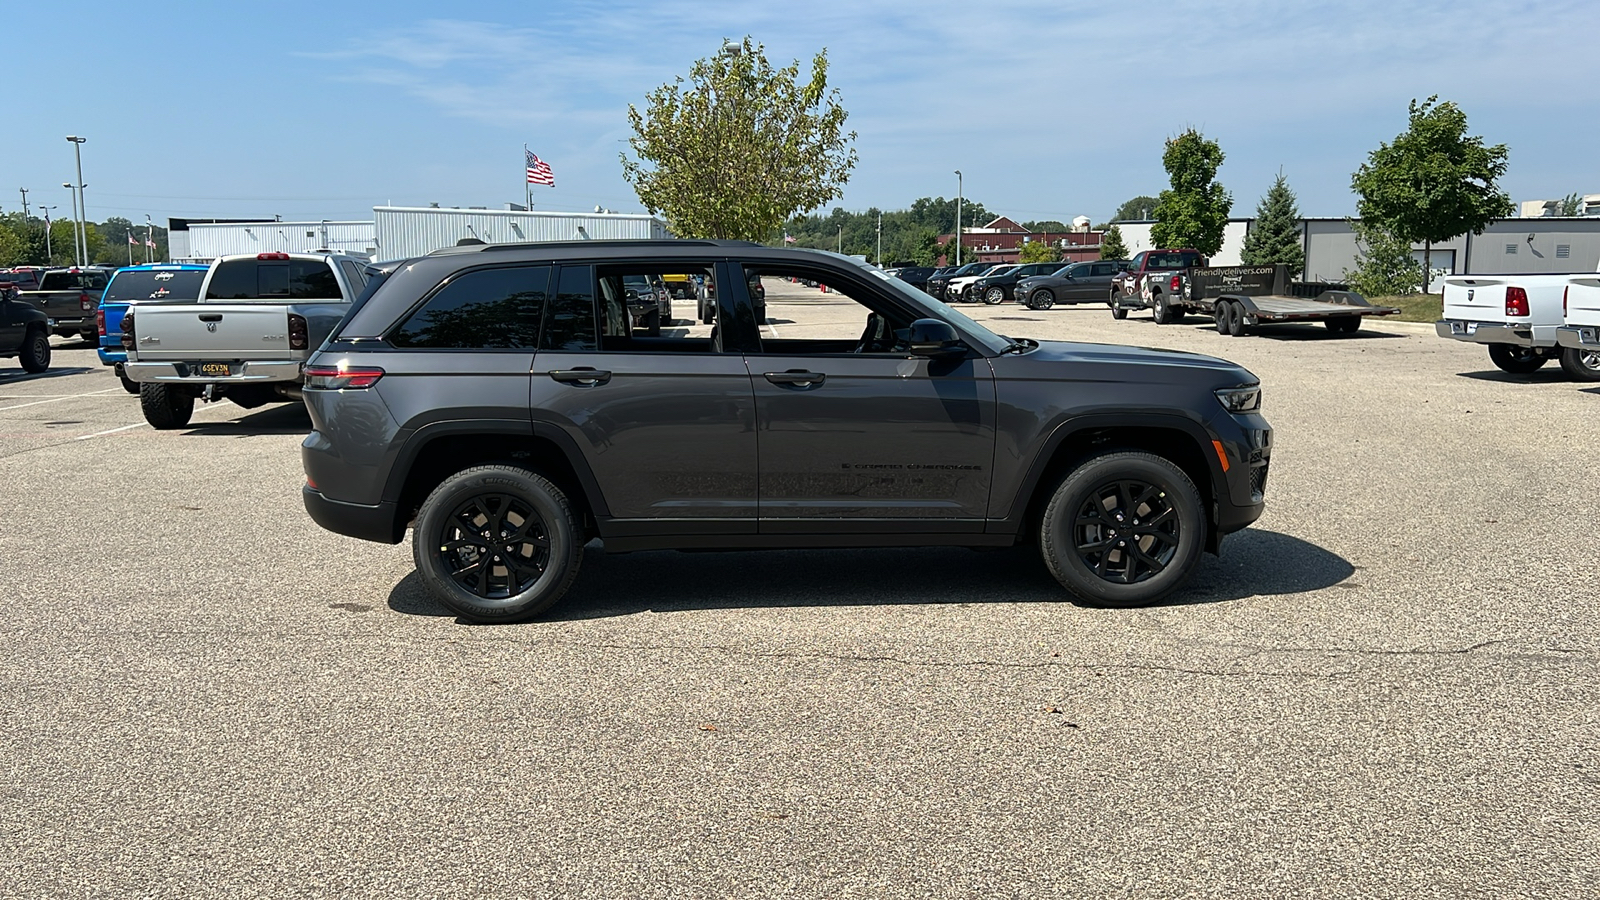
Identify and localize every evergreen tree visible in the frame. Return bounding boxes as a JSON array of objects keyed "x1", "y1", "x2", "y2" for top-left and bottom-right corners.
[
  {"x1": 1099, "y1": 224, "x2": 1129, "y2": 260},
  {"x1": 1240, "y1": 172, "x2": 1305, "y2": 276}
]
